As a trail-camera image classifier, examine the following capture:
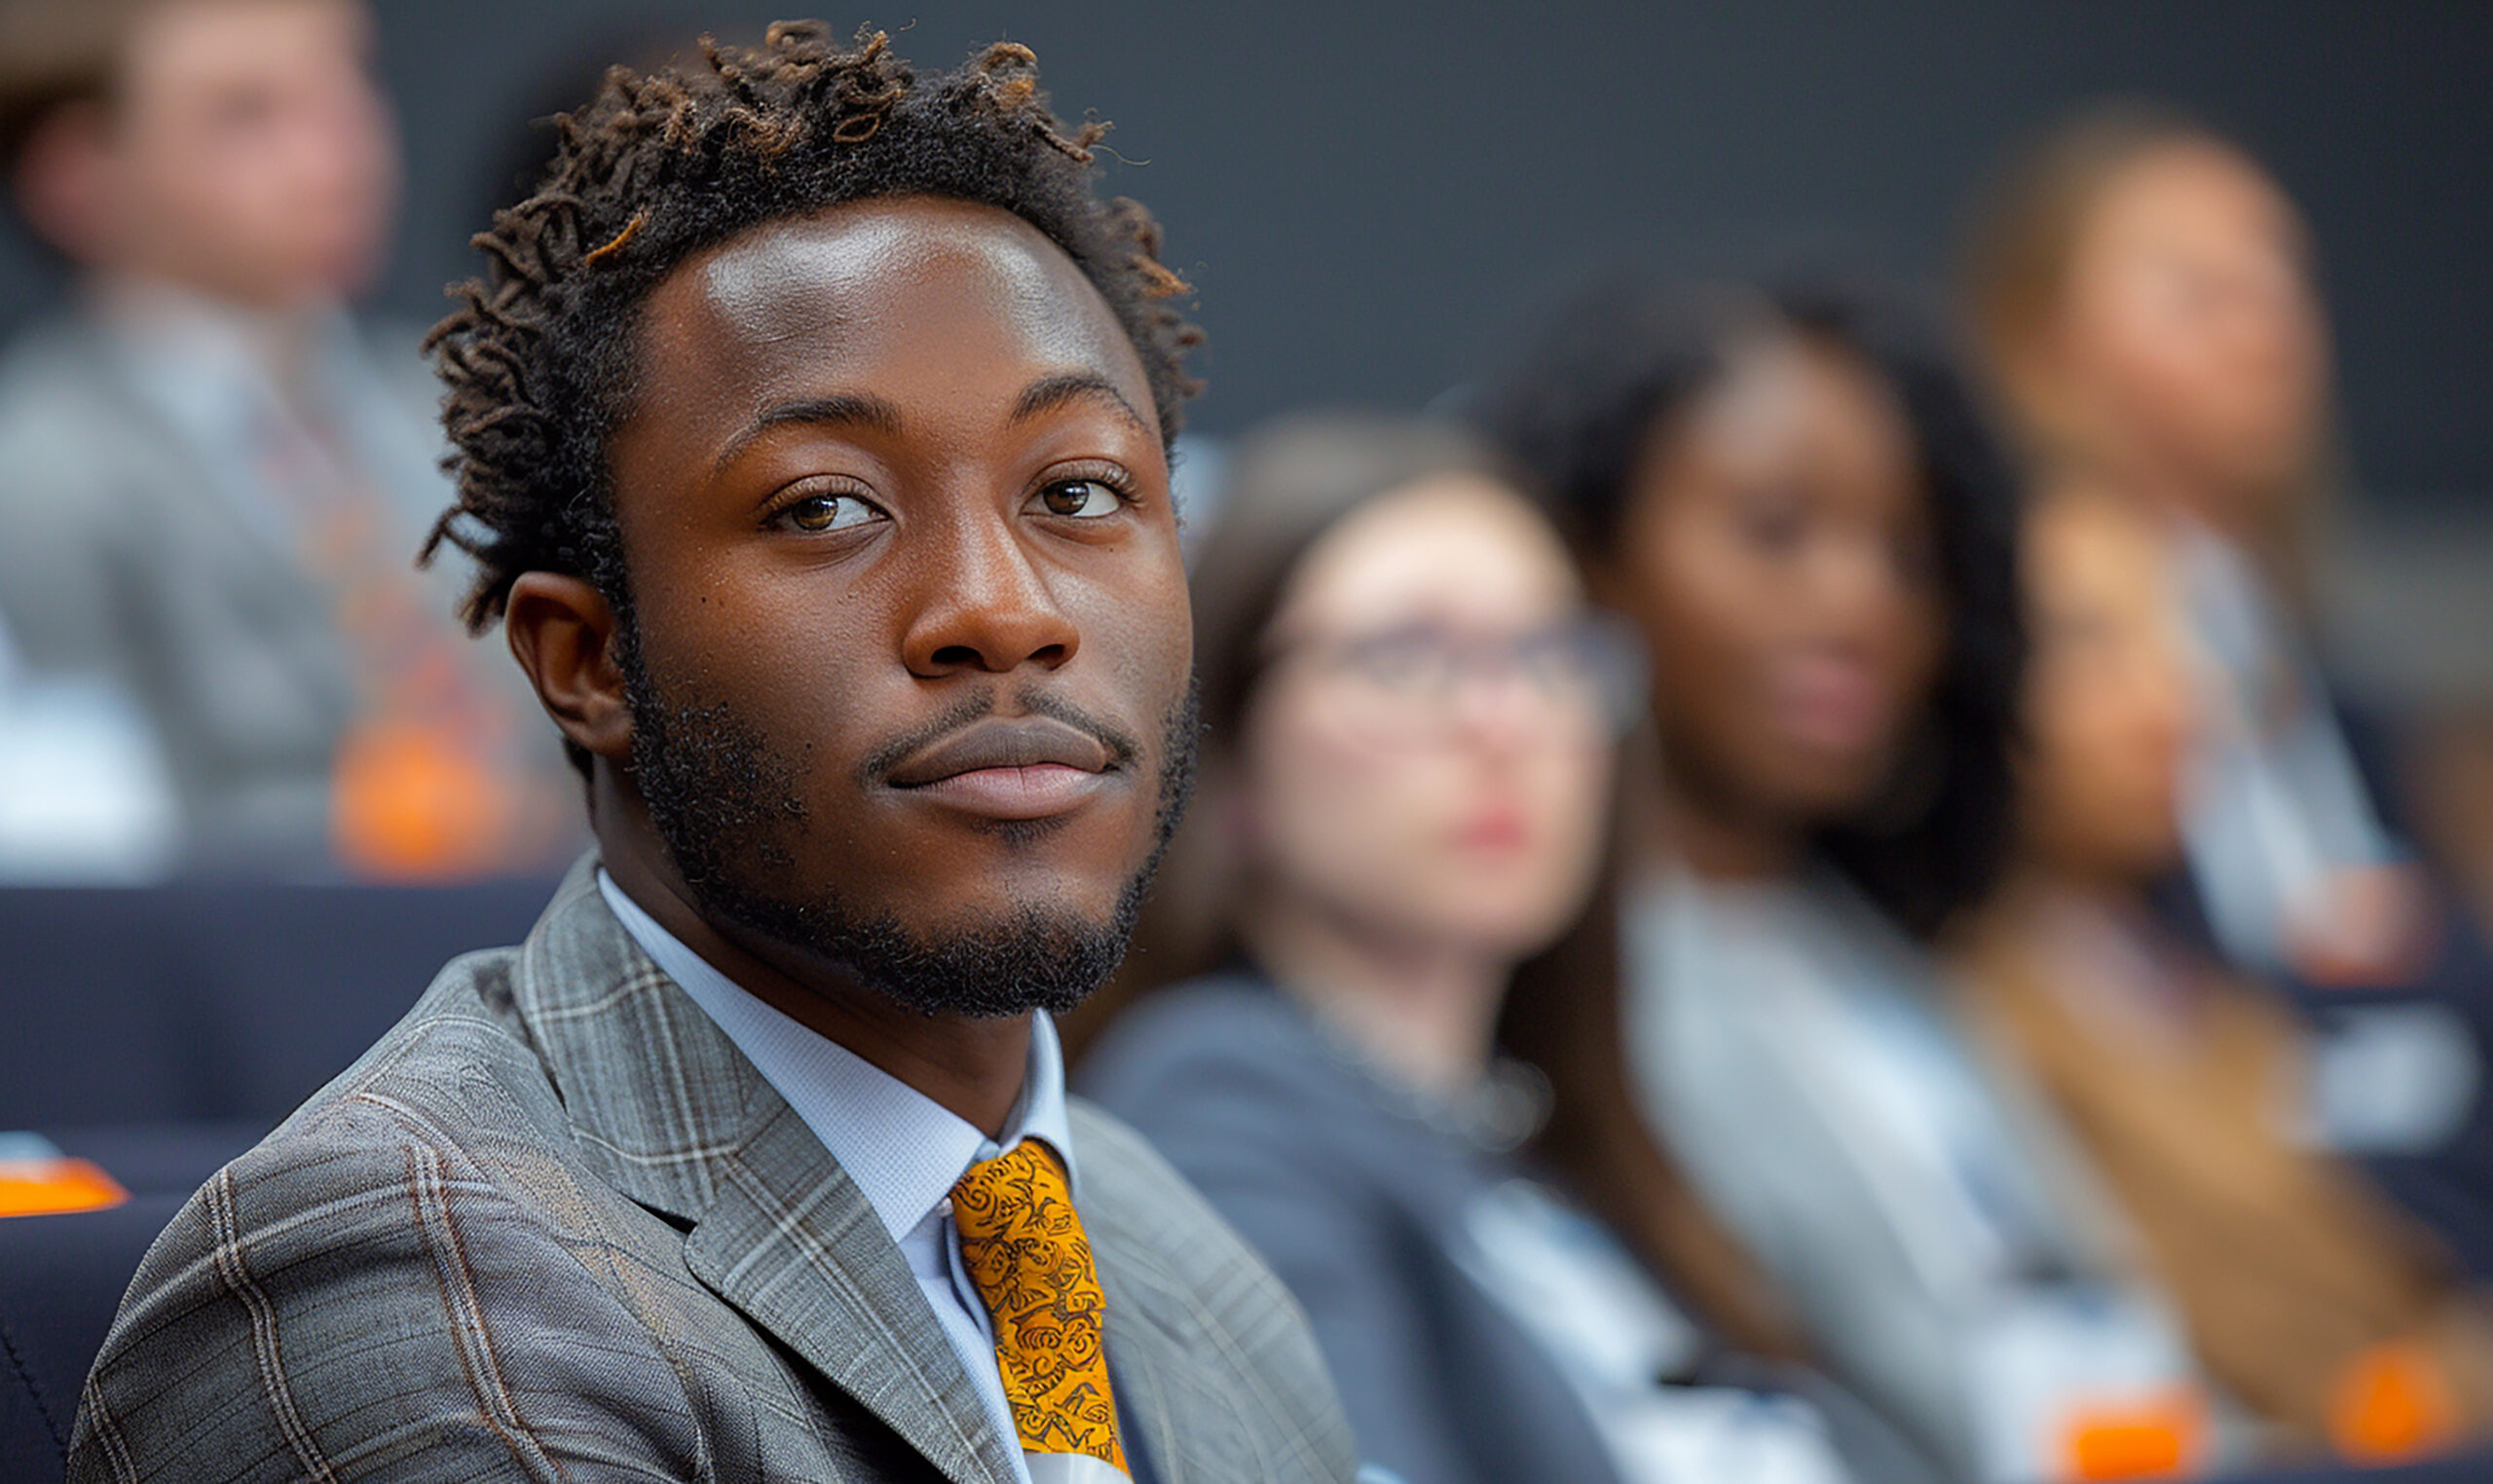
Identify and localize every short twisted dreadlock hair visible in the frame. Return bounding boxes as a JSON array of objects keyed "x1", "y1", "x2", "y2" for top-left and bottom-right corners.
[{"x1": 420, "y1": 21, "x2": 1201, "y2": 635}]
